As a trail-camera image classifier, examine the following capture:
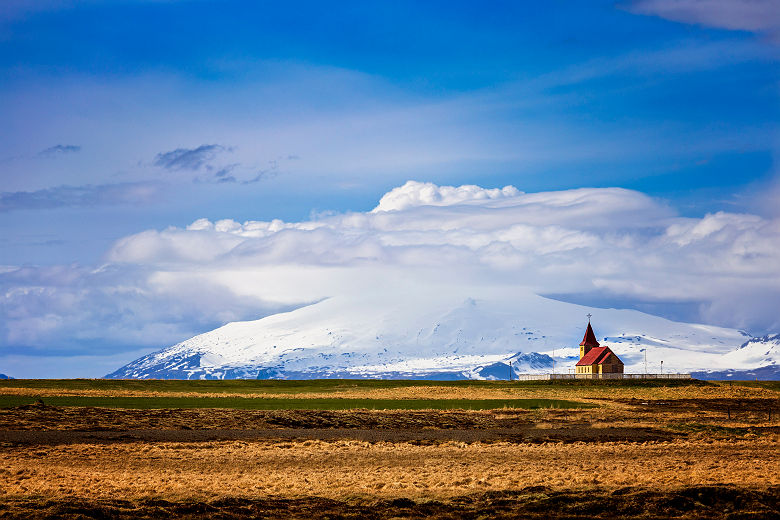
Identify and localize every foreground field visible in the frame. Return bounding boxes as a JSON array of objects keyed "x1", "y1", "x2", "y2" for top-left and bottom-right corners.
[
  {"x1": 0, "y1": 379, "x2": 778, "y2": 518},
  {"x1": 2, "y1": 437, "x2": 777, "y2": 518}
]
